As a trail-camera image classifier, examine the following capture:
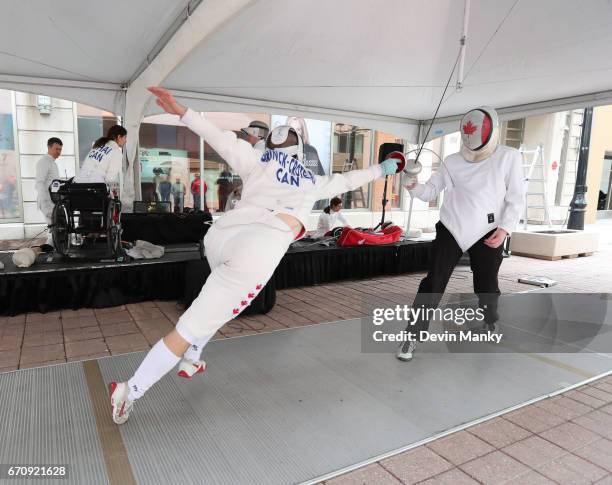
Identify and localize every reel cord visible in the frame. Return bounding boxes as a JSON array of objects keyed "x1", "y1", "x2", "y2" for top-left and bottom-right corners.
[
  {"x1": 17, "y1": 228, "x2": 50, "y2": 250},
  {"x1": 413, "y1": 49, "x2": 462, "y2": 166}
]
